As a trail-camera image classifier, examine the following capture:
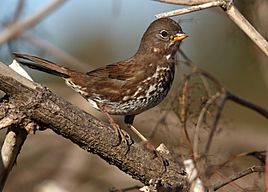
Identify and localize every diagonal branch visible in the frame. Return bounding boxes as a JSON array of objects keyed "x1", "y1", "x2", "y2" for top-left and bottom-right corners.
[
  {"x1": 155, "y1": 0, "x2": 225, "y2": 18},
  {"x1": 213, "y1": 166, "x2": 265, "y2": 191},
  {"x1": 153, "y1": 0, "x2": 214, "y2": 6},
  {"x1": 0, "y1": 126, "x2": 28, "y2": 191},
  {"x1": 0, "y1": 0, "x2": 66, "y2": 45},
  {"x1": 21, "y1": 32, "x2": 89, "y2": 68},
  {"x1": 224, "y1": 3, "x2": 268, "y2": 56},
  {"x1": 156, "y1": 0, "x2": 268, "y2": 56}
]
